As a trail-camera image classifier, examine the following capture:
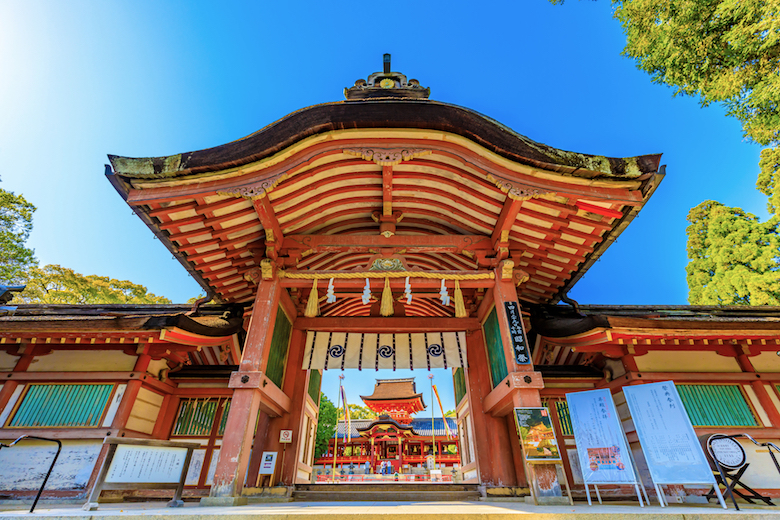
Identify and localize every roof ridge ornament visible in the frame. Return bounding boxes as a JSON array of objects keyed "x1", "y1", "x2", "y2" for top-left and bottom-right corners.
[{"x1": 344, "y1": 54, "x2": 430, "y2": 100}]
